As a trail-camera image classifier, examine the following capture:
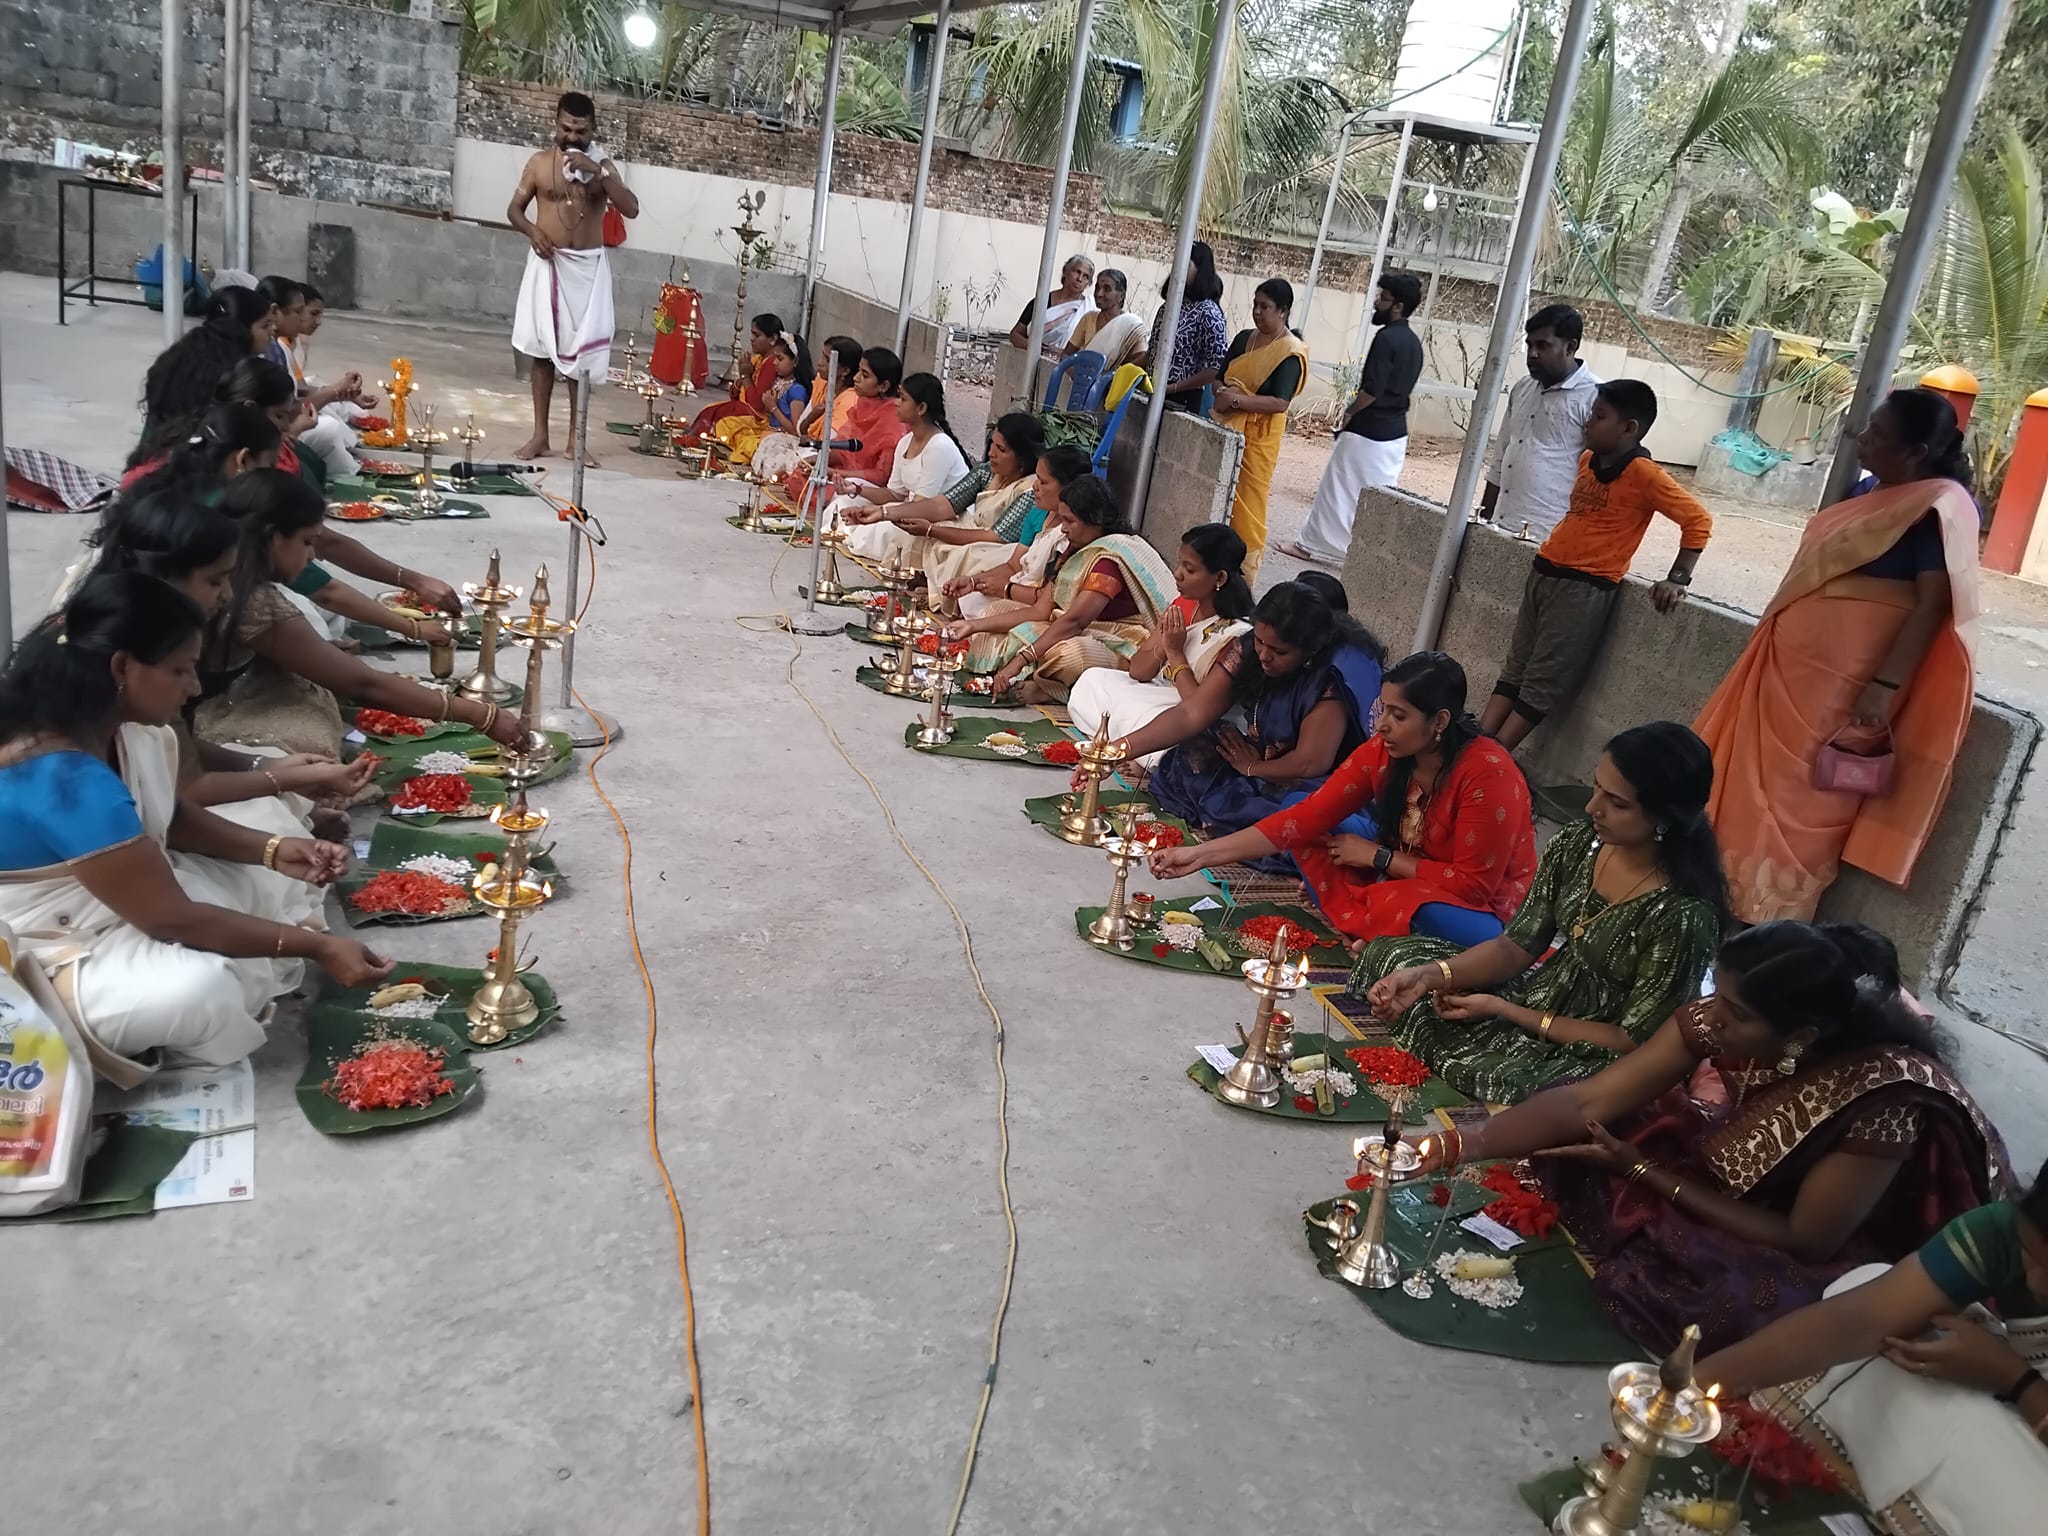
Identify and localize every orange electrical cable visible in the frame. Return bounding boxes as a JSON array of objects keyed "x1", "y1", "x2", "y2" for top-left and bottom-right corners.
[{"x1": 574, "y1": 666, "x2": 711, "y2": 1533}]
